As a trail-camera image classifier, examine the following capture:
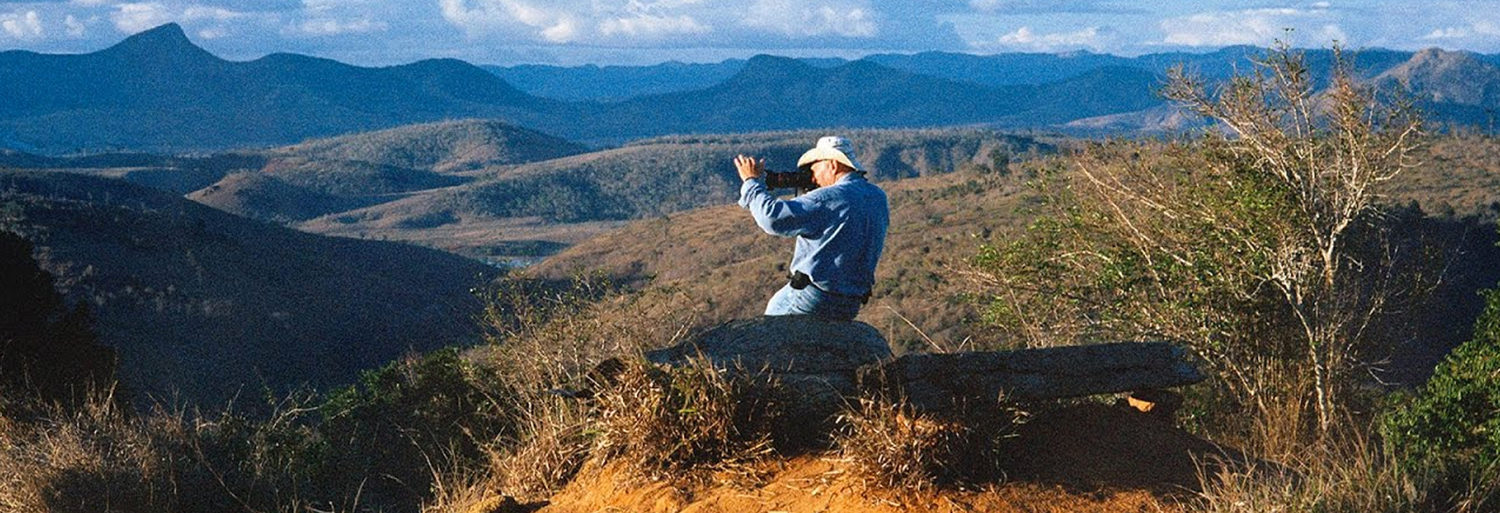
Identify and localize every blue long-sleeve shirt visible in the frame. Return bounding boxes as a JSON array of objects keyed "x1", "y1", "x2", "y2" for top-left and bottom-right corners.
[{"x1": 738, "y1": 173, "x2": 889, "y2": 297}]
